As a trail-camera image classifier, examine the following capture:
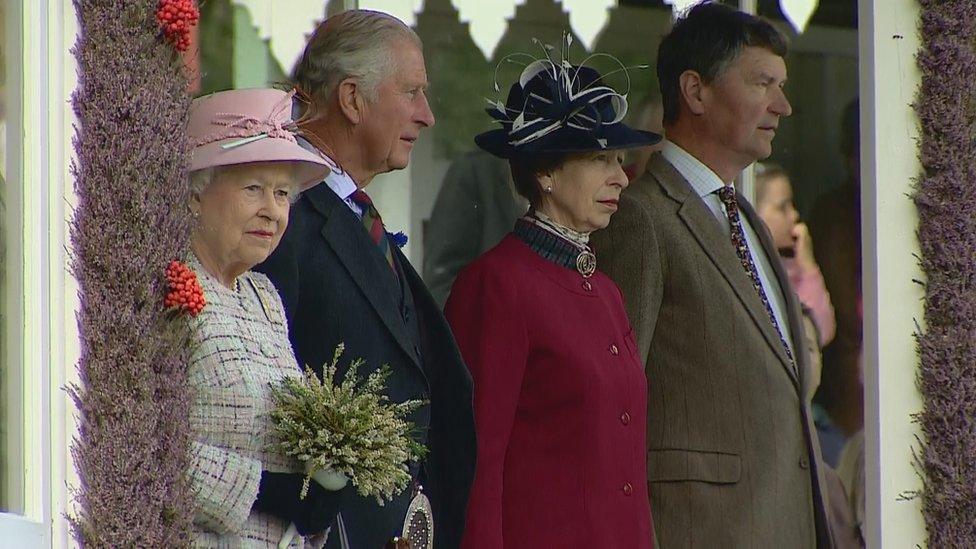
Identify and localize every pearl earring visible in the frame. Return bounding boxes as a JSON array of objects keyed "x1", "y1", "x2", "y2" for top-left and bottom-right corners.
[{"x1": 544, "y1": 185, "x2": 553, "y2": 194}]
